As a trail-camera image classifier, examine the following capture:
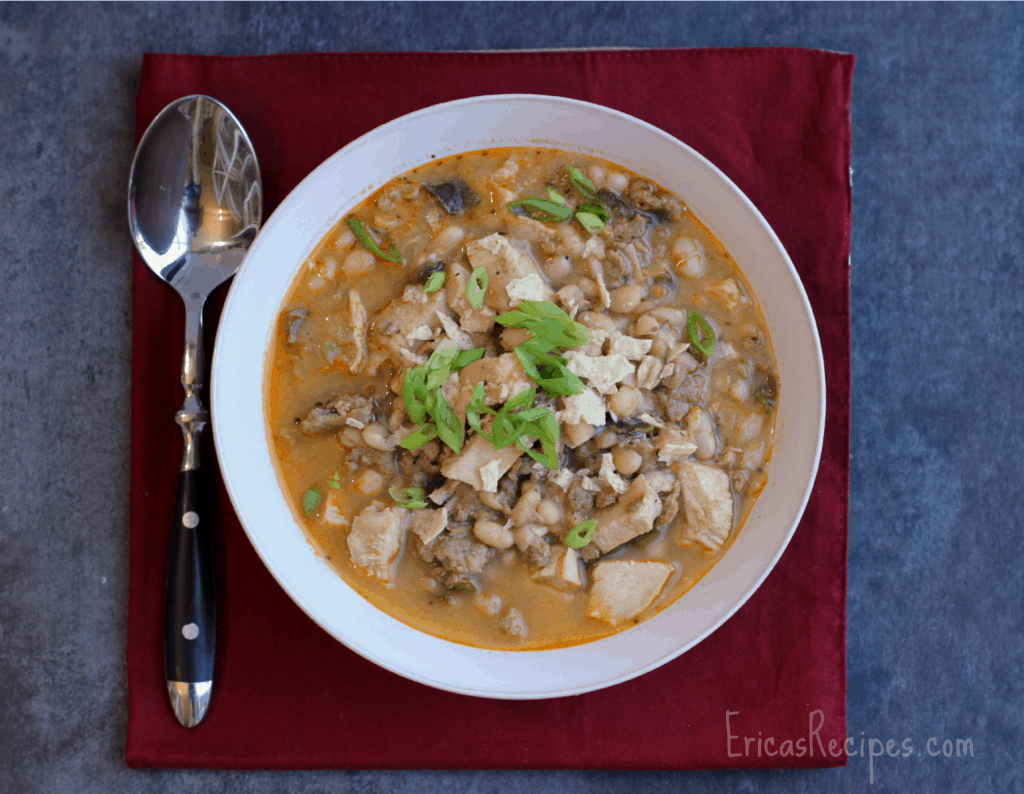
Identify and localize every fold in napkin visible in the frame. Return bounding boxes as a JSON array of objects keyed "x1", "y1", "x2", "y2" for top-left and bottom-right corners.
[{"x1": 127, "y1": 49, "x2": 853, "y2": 770}]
